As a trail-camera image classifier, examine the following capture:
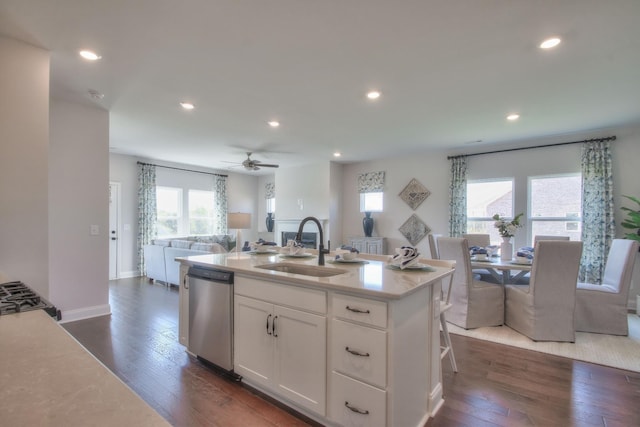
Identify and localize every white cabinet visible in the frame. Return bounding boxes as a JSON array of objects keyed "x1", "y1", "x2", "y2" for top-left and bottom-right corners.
[
  {"x1": 234, "y1": 277, "x2": 327, "y2": 416},
  {"x1": 178, "y1": 264, "x2": 189, "y2": 347},
  {"x1": 329, "y1": 293, "x2": 388, "y2": 426},
  {"x1": 348, "y1": 237, "x2": 386, "y2": 255}
]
